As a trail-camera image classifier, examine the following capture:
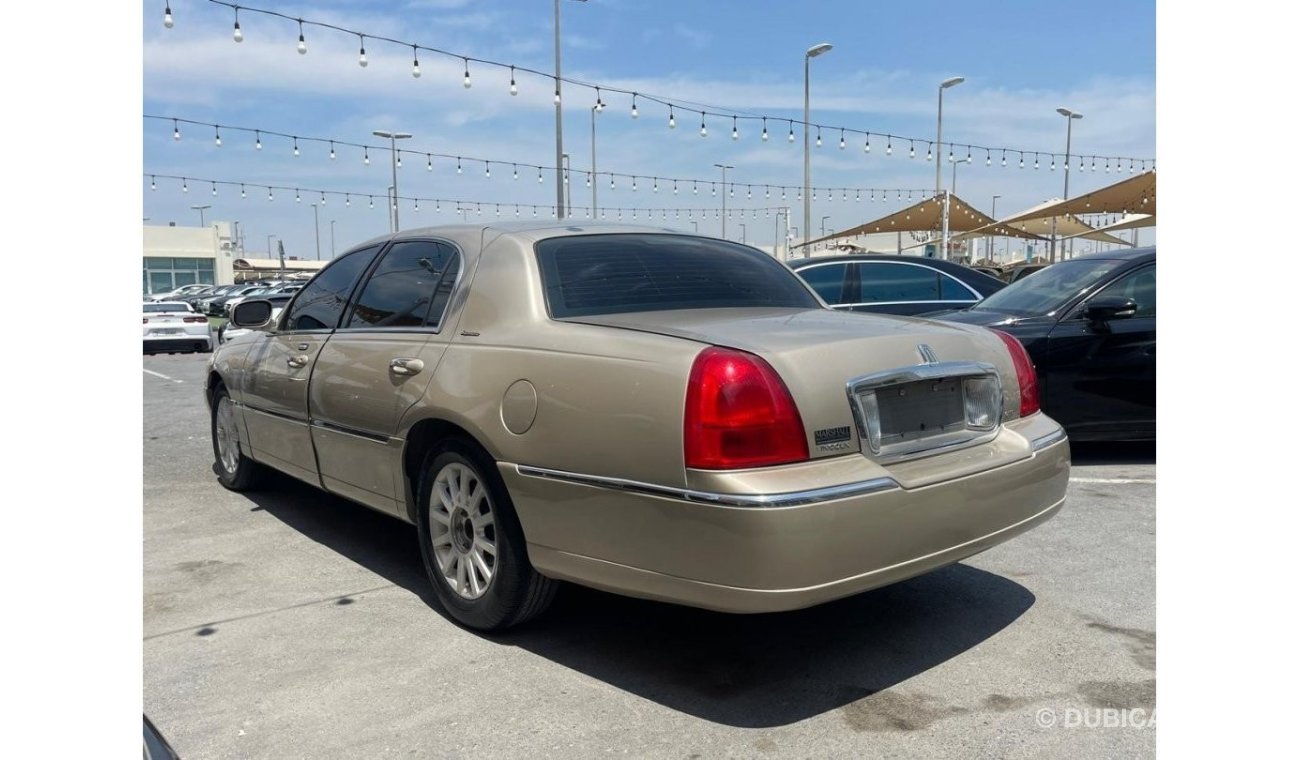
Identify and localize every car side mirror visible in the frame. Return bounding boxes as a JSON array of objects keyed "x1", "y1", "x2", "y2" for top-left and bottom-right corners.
[
  {"x1": 1083, "y1": 296, "x2": 1138, "y2": 324},
  {"x1": 231, "y1": 299, "x2": 273, "y2": 327}
]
